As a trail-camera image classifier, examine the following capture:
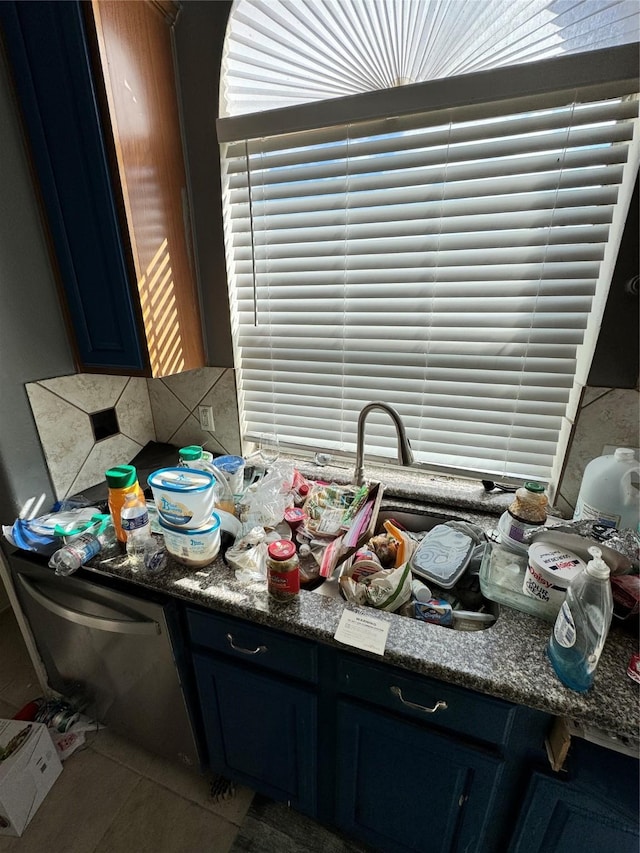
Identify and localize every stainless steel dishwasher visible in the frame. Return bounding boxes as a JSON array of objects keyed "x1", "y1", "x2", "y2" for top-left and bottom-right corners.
[{"x1": 9, "y1": 551, "x2": 201, "y2": 769}]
